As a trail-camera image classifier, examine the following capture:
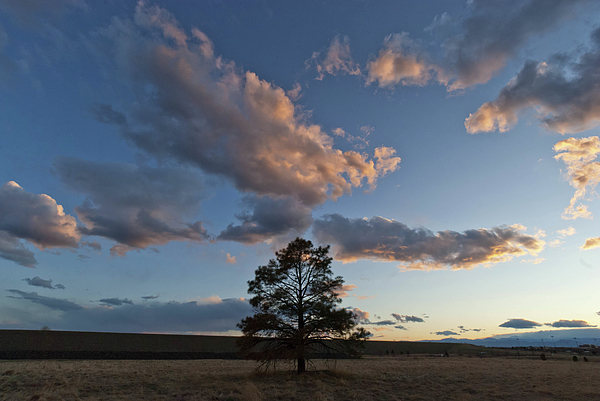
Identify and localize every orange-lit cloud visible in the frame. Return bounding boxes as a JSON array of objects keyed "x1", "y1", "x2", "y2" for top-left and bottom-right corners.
[
  {"x1": 93, "y1": 4, "x2": 400, "y2": 208},
  {"x1": 313, "y1": 214, "x2": 544, "y2": 270},
  {"x1": 366, "y1": 33, "x2": 445, "y2": 88},
  {"x1": 225, "y1": 253, "x2": 237, "y2": 264},
  {"x1": 554, "y1": 136, "x2": 600, "y2": 220},
  {"x1": 305, "y1": 35, "x2": 361, "y2": 80},
  {"x1": 466, "y1": 27, "x2": 600, "y2": 134},
  {"x1": 334, "y1": 284, "x2": 357, "y2": 298},
  {"x1": 581, "y1": 237, "x2": 600, "y2": 250}
]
